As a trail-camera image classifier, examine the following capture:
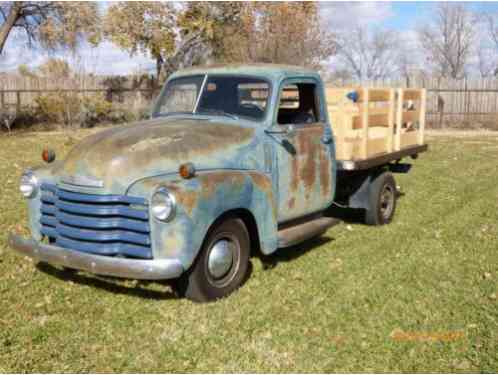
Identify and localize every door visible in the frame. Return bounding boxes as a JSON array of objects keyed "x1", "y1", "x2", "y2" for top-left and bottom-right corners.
[{"x1": 273, "y1": 81, "x2": 334, "y2": 223}]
